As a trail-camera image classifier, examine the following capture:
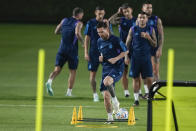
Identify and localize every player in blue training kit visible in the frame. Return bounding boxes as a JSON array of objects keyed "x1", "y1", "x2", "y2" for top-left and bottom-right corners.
[
  {"x1": 142, "y1": 1, "x2": 164, "y2": 83},
  {"x1": 125, "y1": 12, "x2": 157, "y2": 106},
  {"x1": 109, "y1": 3, "x2": 136, "y2": 97},
  {"x1": 84, "y1": 6, "x2": 113, "y2": 102},
  {"x1": 45, "y1": 7, "x2": 84, "y2": 96},
  {"x1": 97, "y1": 21, "x2": 128, "y2": 122}
]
